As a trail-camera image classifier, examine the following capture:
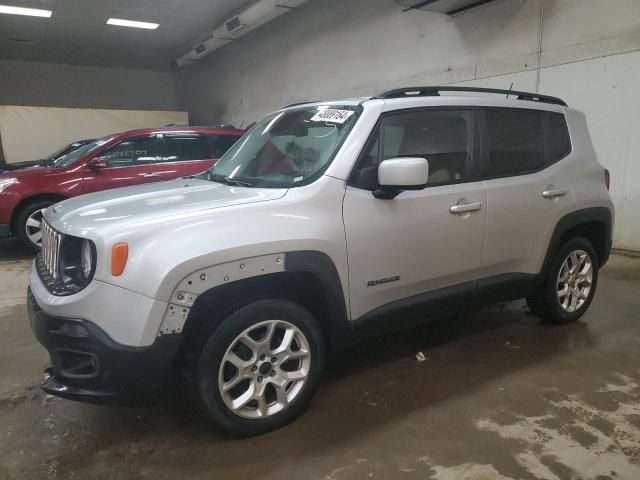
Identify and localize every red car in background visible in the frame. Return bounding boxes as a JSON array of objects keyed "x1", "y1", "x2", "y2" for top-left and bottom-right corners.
[{"x1": 0, "y1": 125, "x2": 245, "y2": 251}]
